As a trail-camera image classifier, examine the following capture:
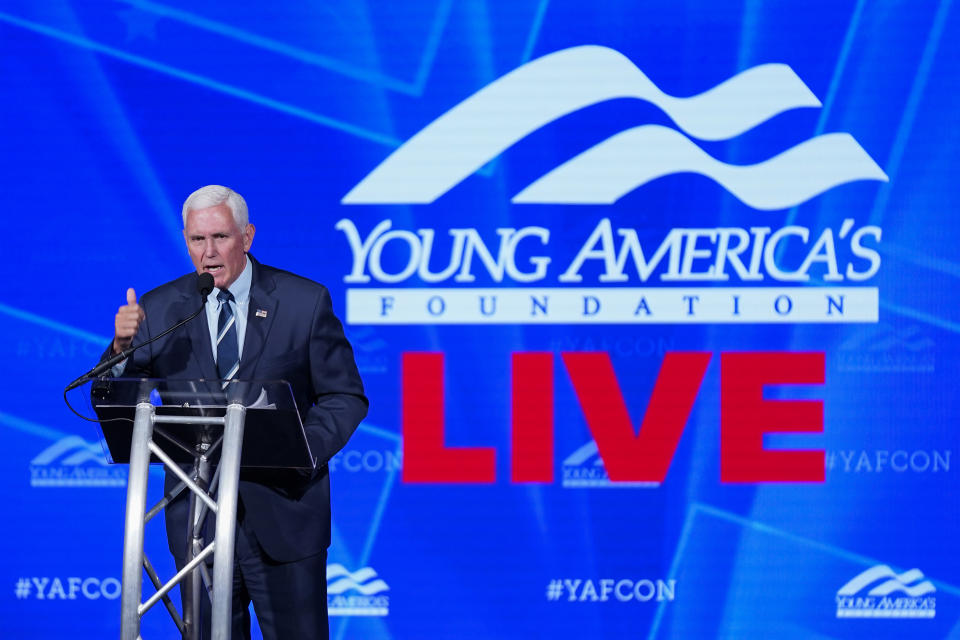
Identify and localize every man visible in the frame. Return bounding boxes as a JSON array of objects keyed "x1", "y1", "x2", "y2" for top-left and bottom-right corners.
[{"x1": 107, "y1": 185, "x2": 367, "y2": 639}]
